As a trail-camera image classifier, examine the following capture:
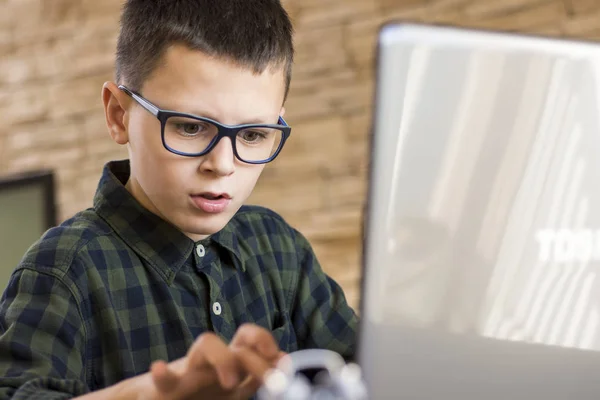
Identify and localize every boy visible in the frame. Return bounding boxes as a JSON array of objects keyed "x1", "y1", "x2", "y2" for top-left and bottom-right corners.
[{"x1": 0, "y1": 0, "x2": 358, "y2": 399}]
